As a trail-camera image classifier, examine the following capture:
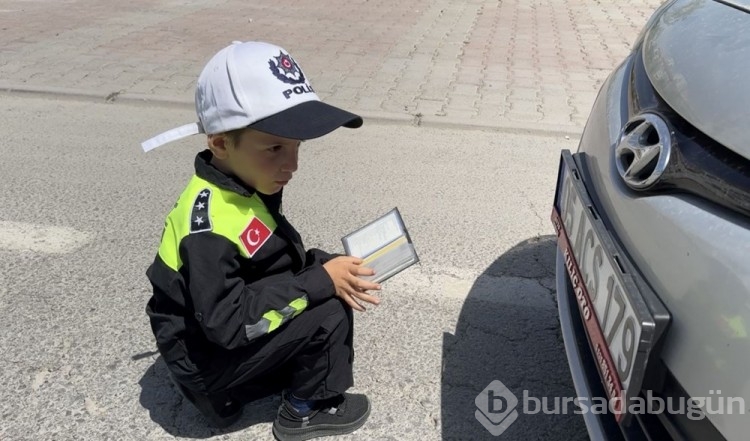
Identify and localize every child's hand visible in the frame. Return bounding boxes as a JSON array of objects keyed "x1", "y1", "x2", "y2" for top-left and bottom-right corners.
[{"x1": 322, "y1": 256, "x2": 382, "y2": 311}]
